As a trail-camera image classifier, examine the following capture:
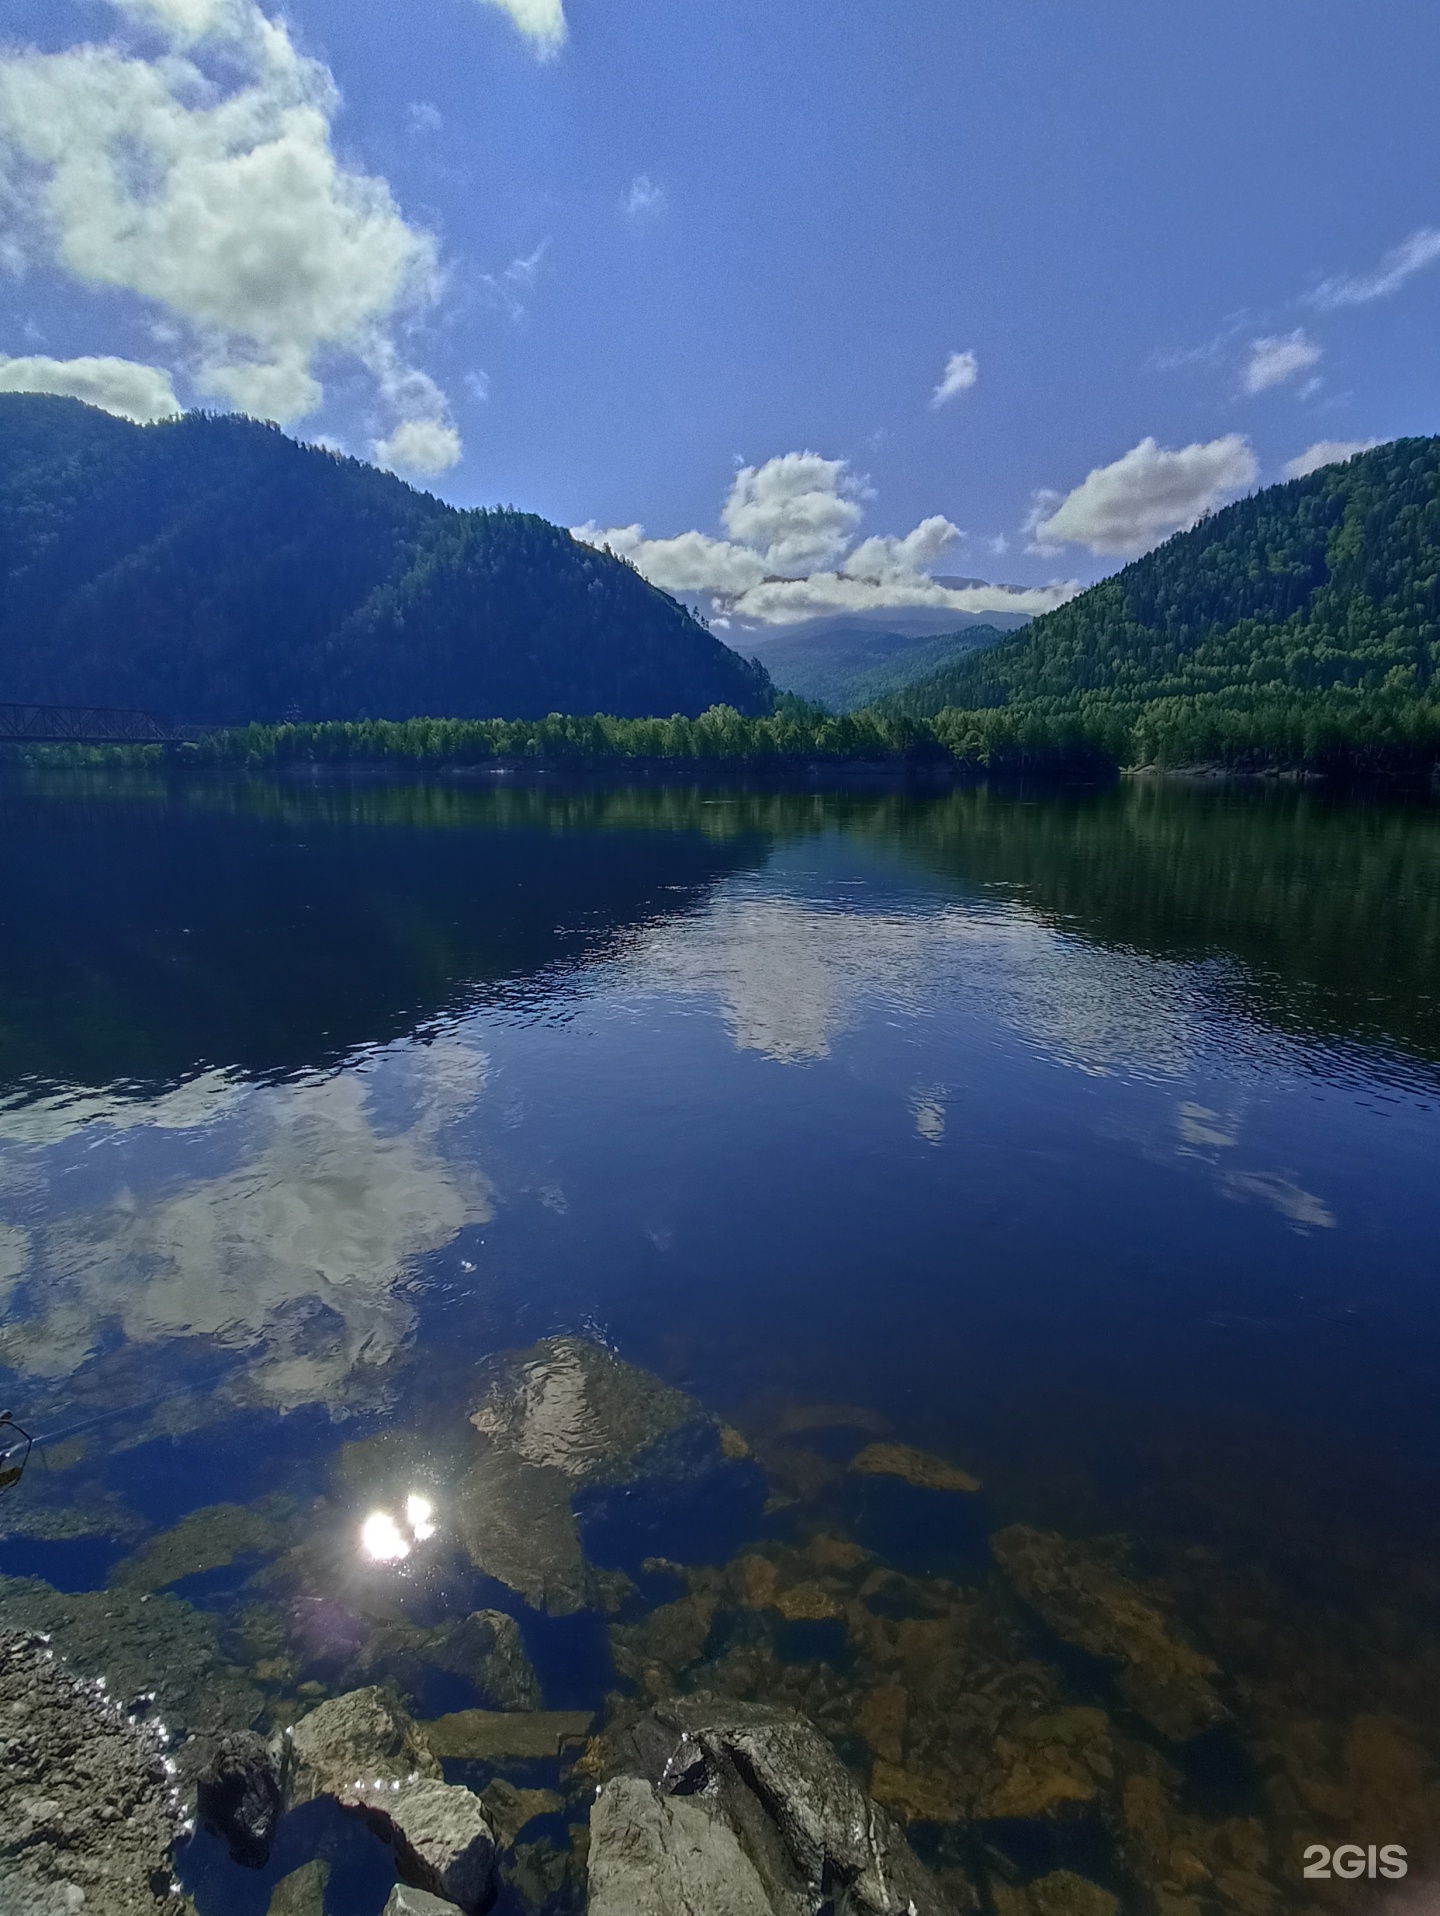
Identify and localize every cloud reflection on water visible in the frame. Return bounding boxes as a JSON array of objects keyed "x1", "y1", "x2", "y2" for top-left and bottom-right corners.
[
  {"x1": 0, "y1": 1037, "x2": 491, "y2": 1413},
  {"x1": 631, "y1": 887, "x2": 1206, "y2": 1078}
]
